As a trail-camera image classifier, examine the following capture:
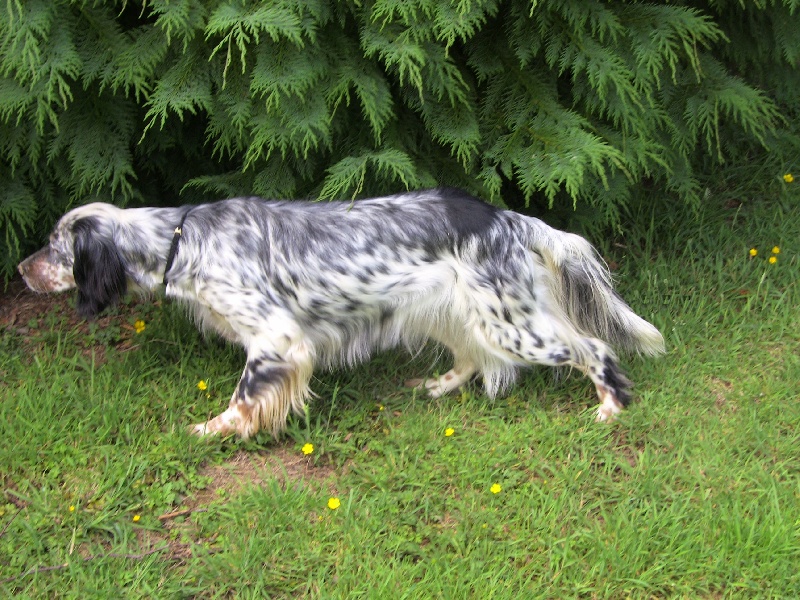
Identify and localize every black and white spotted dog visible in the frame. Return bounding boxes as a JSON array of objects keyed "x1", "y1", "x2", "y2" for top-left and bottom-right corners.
[{"x1": 18, "y1": 188, "x2": 664, "y2": 438}]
